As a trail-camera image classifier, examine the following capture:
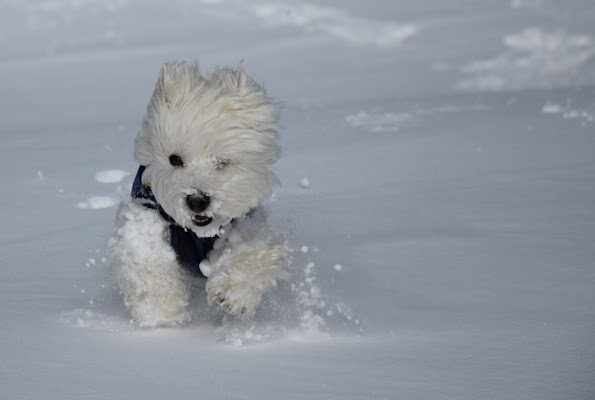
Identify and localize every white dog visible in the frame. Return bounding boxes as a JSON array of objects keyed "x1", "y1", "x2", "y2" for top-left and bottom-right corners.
[{"x1": 109, "y1": 61, "x2": 289, "y2": 327}]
